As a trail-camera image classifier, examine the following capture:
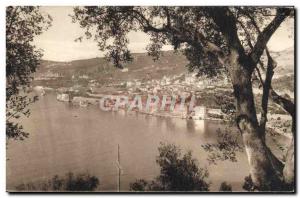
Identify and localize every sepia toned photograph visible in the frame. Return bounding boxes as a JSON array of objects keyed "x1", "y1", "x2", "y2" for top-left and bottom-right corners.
[{"x1": 6, "y1": 6, "x2": 295, "y2": 193}]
